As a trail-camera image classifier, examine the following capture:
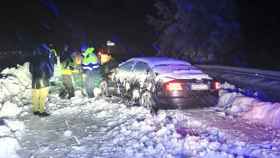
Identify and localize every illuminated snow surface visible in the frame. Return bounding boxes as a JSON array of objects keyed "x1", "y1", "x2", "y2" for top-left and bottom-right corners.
[{"x1": 0, "y1": 63, "x2": 280, "y2": 158}]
